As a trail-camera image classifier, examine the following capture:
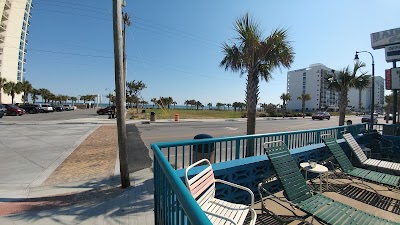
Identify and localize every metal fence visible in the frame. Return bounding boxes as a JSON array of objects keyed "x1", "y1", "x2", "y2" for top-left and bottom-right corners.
[{"x1": 151, "y1": 123, "x2": 367, "y2": 225}]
